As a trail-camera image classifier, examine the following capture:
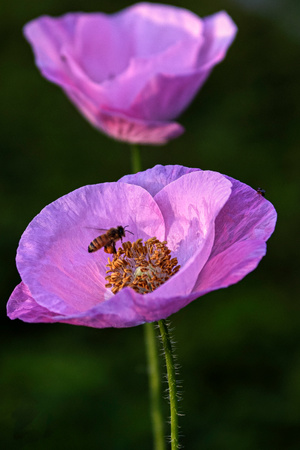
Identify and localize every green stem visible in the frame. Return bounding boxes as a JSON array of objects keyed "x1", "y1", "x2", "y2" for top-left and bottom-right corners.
[
  {"x1": 144, "y1": 323, "x2": 166, "y2": 450},
  {"x1": 130, "y1": 143, "x2": 142, "y2": 173},
  {"x1": 158, "y1": 319, "x2": 179, "y2": 450}
]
